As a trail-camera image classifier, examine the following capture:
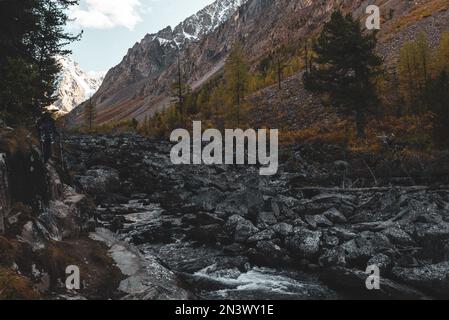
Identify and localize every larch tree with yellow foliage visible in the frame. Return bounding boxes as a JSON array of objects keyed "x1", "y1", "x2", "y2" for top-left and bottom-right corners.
[
  {"x1": 397, "y1": 33, "x2": 432, "y2": 114},
  {"x1": 224, "y1": 44, "x2": 249, "y2": 127},
  {"x1": 435, "y1": 32, "x2": 449, "y2": 74}
]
